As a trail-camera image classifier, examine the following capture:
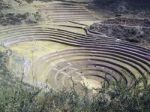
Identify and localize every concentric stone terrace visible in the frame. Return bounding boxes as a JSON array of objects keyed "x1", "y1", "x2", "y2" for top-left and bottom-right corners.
[
  {"x1": 0, "y1": 25, "x2": 150, "y2": 90},
  {"x1": 38, "y1": 1, "x2": 98, "y2": 22}
]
